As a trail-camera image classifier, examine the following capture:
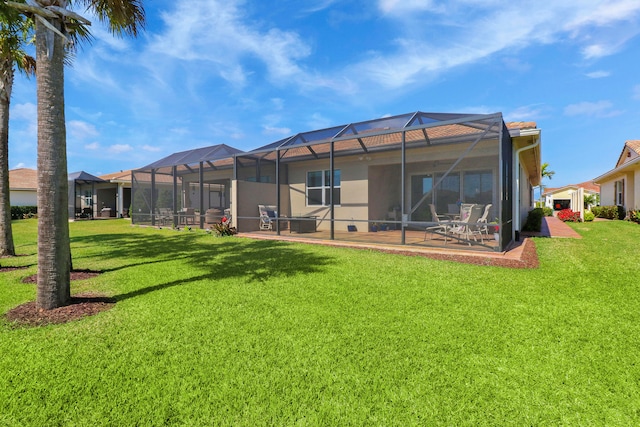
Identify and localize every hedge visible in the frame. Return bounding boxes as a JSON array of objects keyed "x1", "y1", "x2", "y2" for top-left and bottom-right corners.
[
  {"x1": 10, "y1": 206, "x2": 38, "y2": 220},
  {"x1": 591, "y1": 205, "x2": 625, "y2": 220},
  {"x1": 522, "y1": 207, "x2": 544, "y2": 232}
]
